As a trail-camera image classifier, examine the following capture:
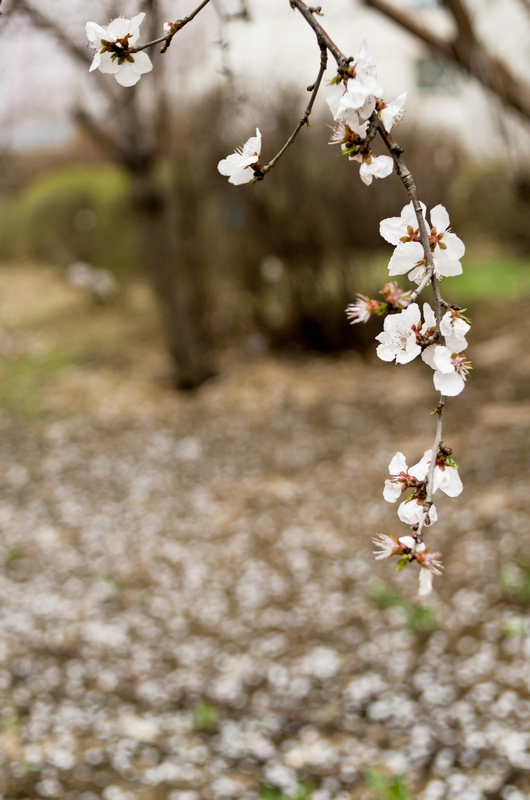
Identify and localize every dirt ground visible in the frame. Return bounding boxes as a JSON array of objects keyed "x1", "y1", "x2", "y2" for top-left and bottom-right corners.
[{"x1": 1, "y1": 265, "x2": 530, "y2": 800}]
